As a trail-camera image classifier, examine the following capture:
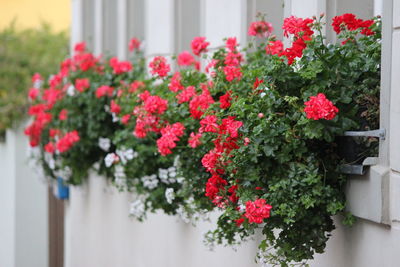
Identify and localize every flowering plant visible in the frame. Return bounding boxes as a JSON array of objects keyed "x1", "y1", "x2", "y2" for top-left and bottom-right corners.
[{"x1": 26, "y1": 13, "x2": 381, "y2": 265}]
